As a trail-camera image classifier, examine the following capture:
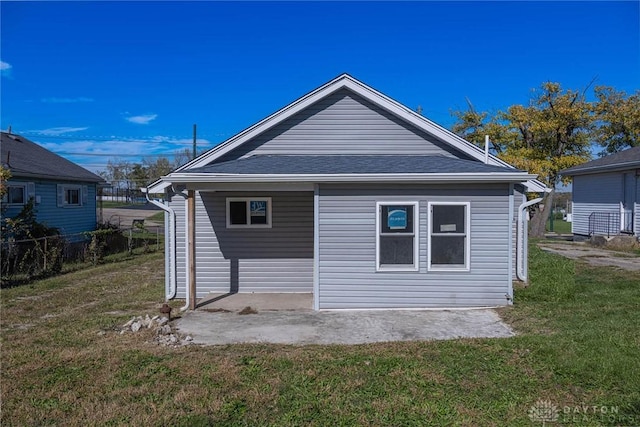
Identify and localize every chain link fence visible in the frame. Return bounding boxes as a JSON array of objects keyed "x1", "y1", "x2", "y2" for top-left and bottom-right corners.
[{"x1": 1, "y1": 225, "x2": 163, "y2": 287}]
